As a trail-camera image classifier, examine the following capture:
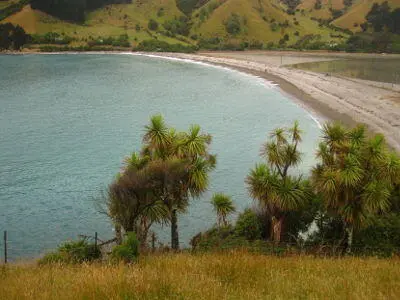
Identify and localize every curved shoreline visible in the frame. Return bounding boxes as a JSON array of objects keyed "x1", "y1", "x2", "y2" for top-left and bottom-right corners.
[{"x1": 150, "y1": 52, "x2": 400, "y2": 151}]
